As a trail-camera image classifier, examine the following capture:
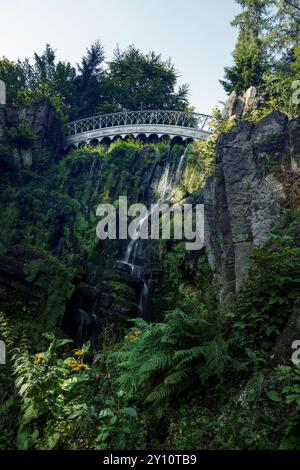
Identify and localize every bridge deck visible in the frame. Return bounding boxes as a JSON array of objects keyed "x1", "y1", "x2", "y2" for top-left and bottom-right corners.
[{"x1": 64, "y1": 110, "x2": 213, "y2": 148}]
